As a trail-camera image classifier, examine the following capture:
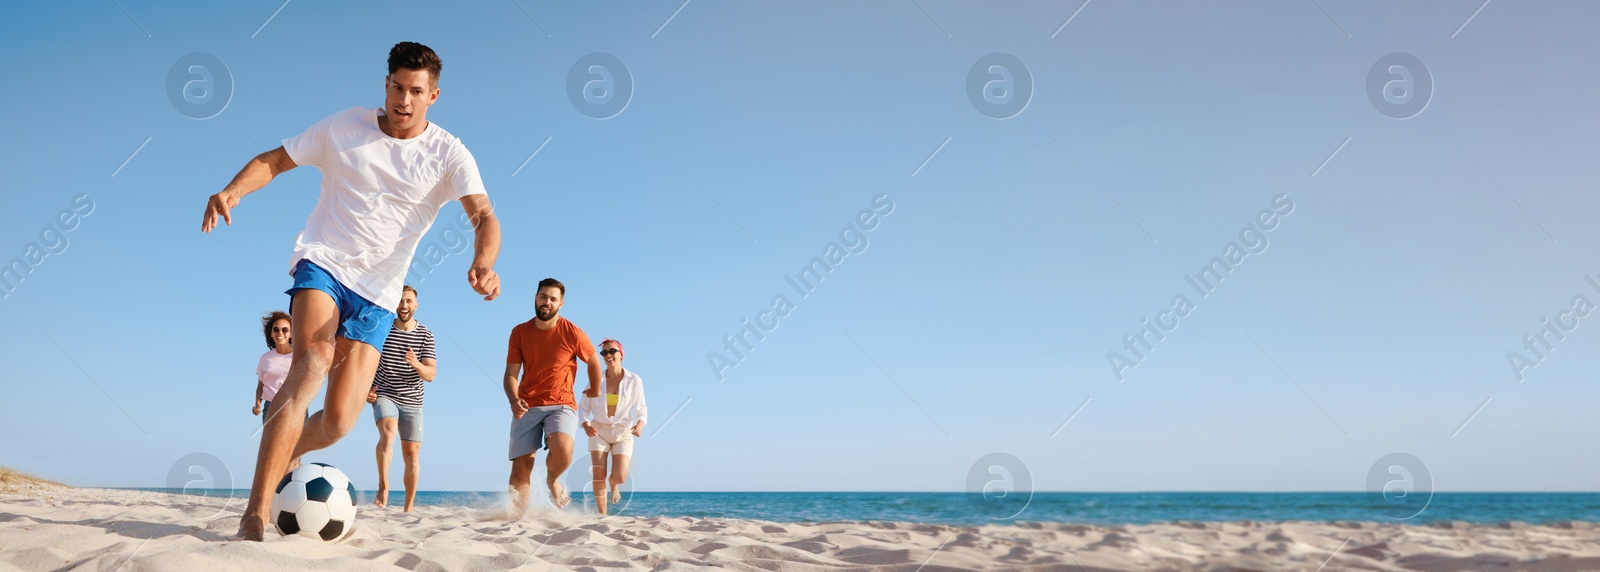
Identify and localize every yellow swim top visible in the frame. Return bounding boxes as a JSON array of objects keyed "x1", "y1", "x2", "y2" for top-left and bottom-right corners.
[{"x1": 606, "y1": 393, "x2": 620, "y2": 406}]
